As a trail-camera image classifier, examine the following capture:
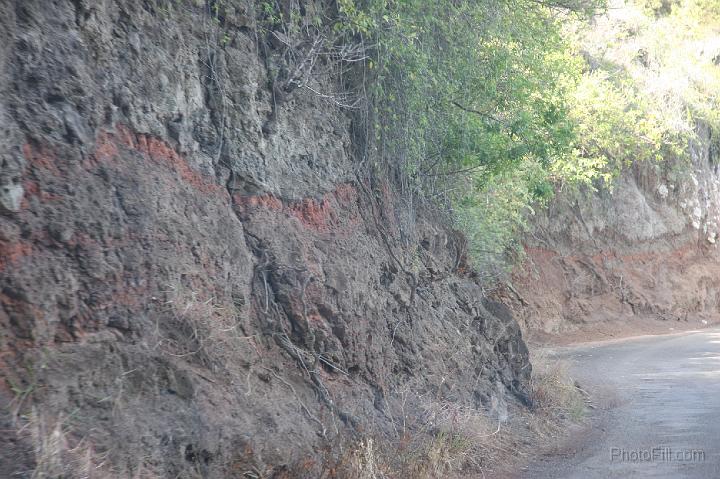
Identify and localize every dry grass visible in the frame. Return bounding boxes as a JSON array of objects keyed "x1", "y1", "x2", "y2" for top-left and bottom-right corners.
[
  {"x1": 16, "y1": 409, "x2": 192, "y2": 479},
  {"x1": 332, "y1": 398, "x2": 519, "y2": 479},
  {"x1": 529, "y1": 350, "x2": 587, "y2": 421},
  {"x1": 343, "y1": 438, "x2": 384, "y2": 479},
  {"x1": 16, "y1": 408, "x2": 107, "y2": 479},
  {"x1": 334, "y1": 350, "x2": 589, "y2": 478}
]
